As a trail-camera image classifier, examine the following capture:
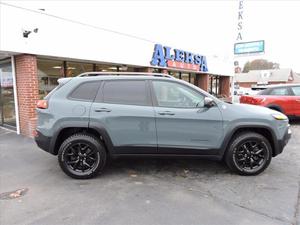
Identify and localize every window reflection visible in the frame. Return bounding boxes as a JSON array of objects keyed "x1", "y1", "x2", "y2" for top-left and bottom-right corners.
[{"x1": 37, "y1": 59, "x2": 64, "y2": 99}]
